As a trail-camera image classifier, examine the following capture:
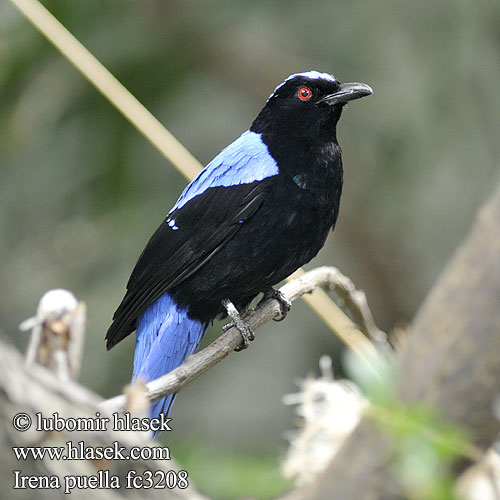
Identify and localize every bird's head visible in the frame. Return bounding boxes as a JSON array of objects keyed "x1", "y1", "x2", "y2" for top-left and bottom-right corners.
[{"x1": 251, "y1": 71, "x2": 372, "y2": 142}]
